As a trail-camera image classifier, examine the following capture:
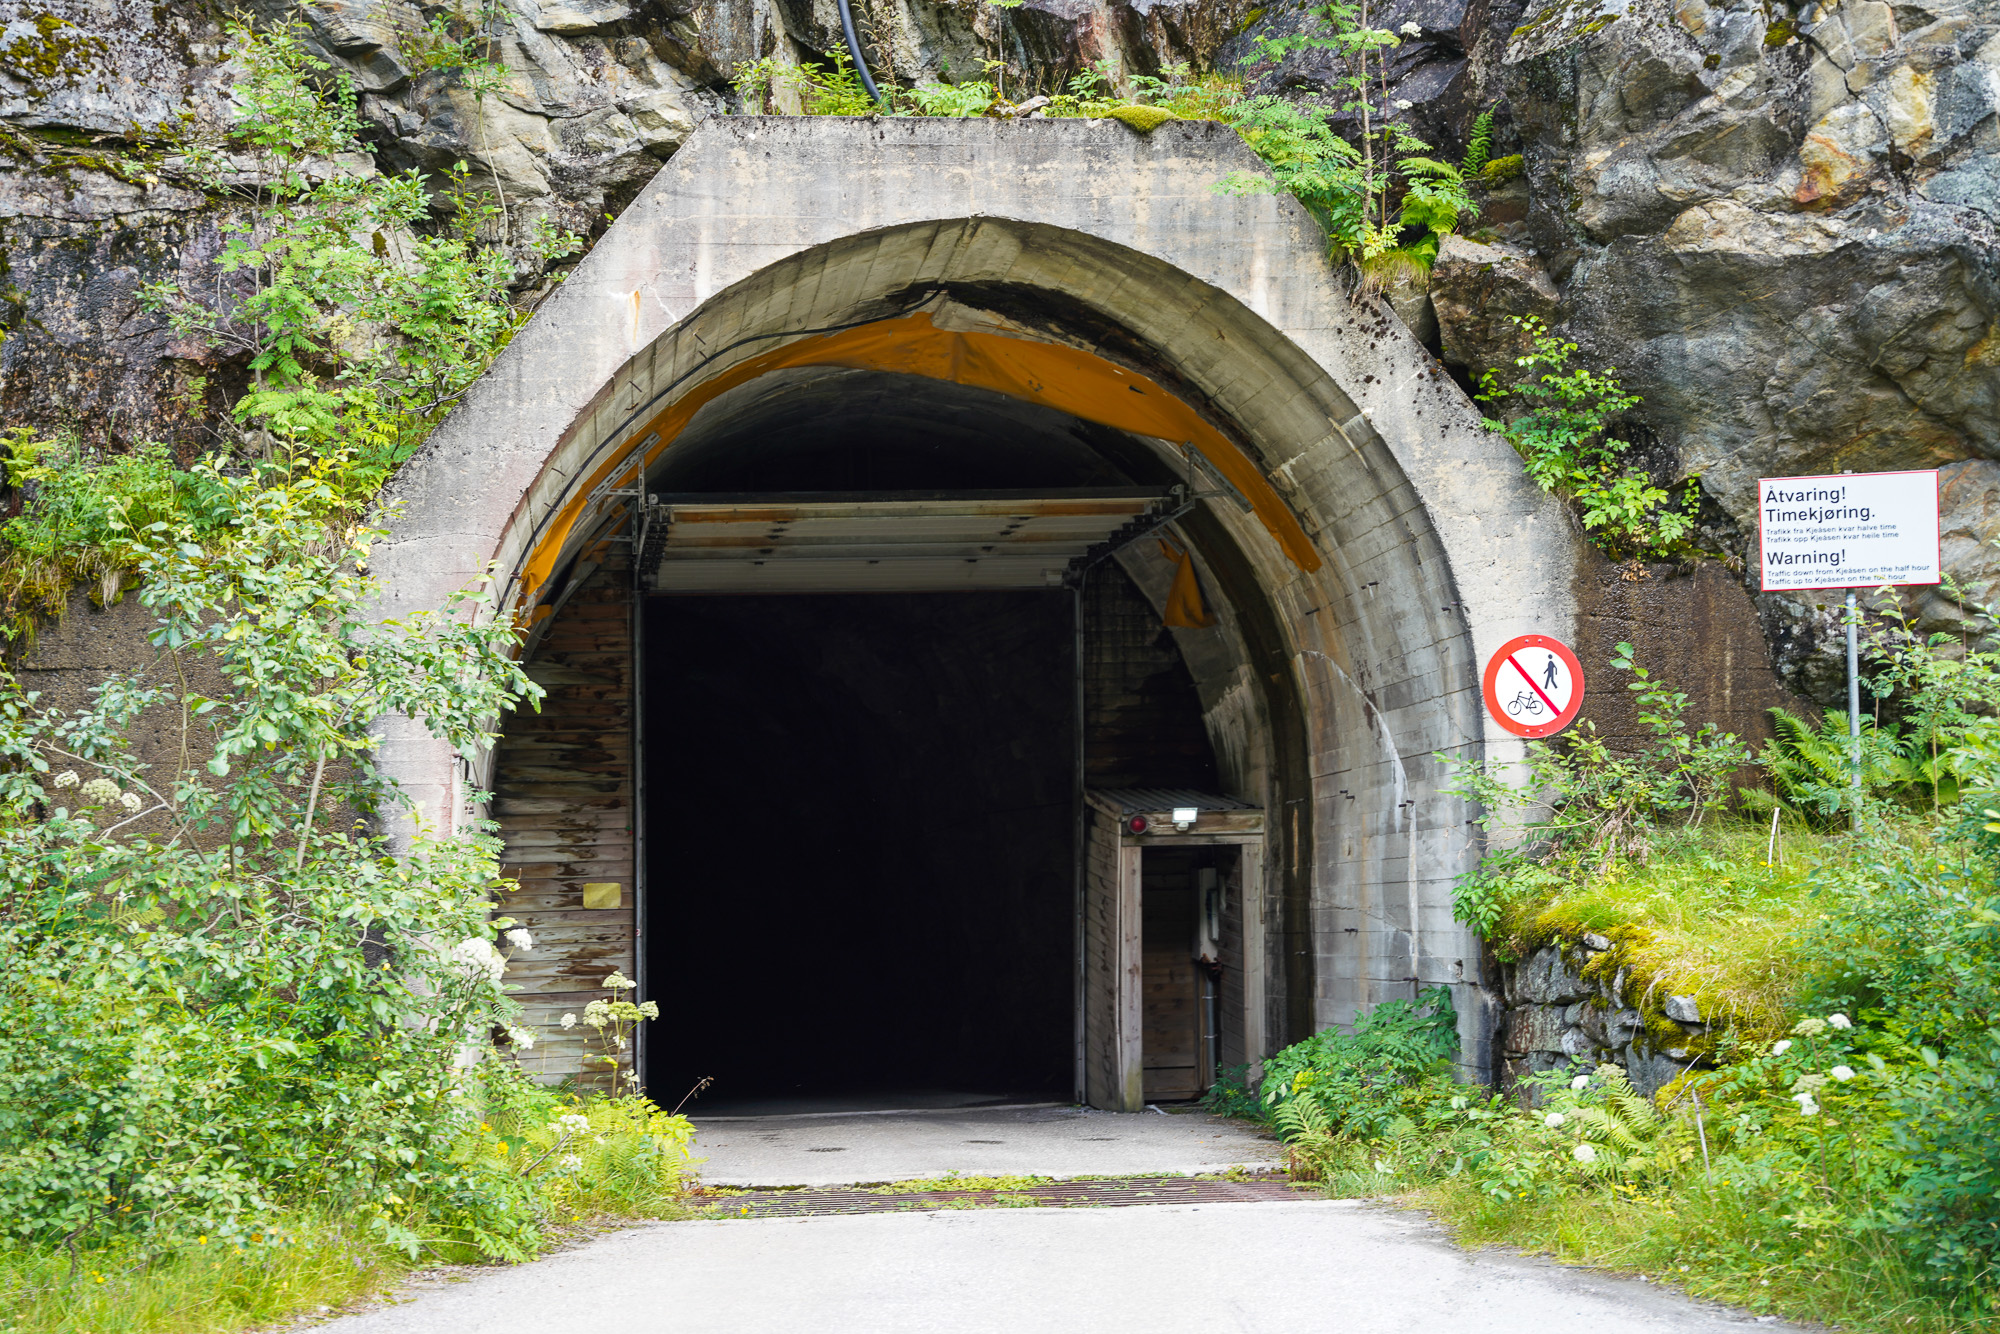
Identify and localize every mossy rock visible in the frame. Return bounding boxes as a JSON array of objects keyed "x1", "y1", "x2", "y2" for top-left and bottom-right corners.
[
  {"x1": 1099, "y1": 105, "x2": 1176, "y2": 134},
  {"x1": 1478, "y1": 154, "x2": 1525, "y2": 185}
]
